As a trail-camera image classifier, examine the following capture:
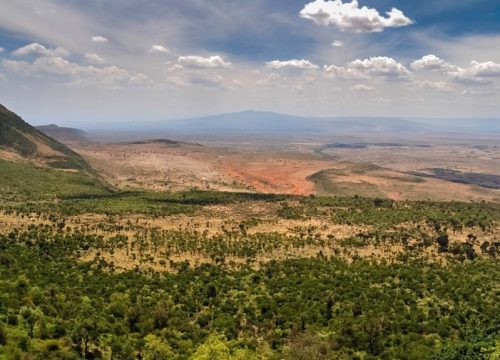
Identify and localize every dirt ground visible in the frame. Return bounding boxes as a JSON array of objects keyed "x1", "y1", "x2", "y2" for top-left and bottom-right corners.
[
  {"x1": 74, "y1": 141, "x2": 334, "y2": 195},
  {"x1": 72, "y1": 140, "x2": 500, "y2": 202}
]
